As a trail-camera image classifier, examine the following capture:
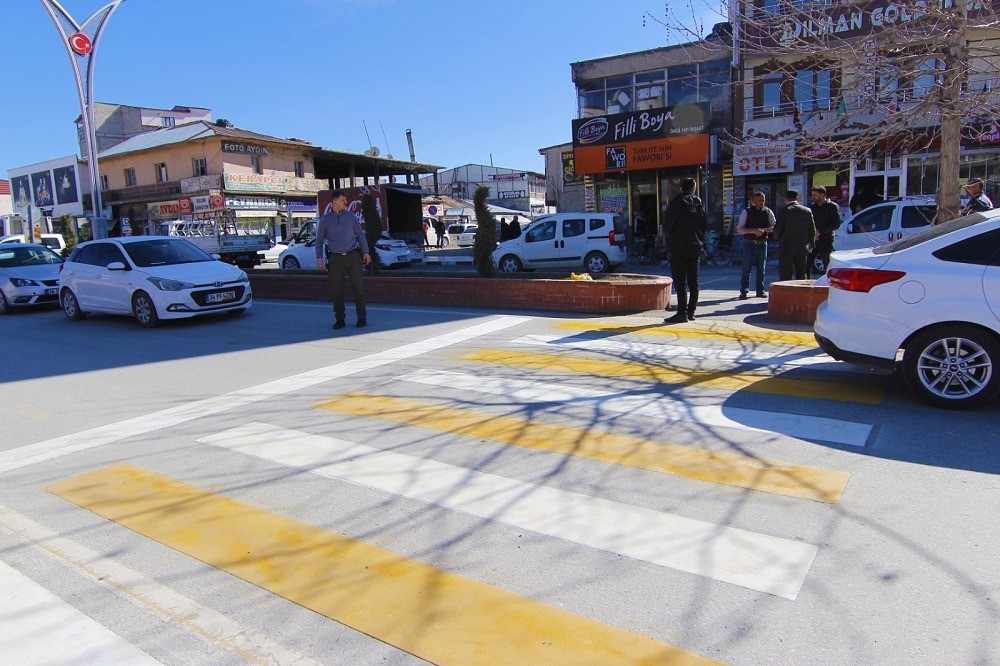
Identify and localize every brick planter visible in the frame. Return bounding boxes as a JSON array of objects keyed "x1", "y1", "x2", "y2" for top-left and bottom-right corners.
[
  {"x1": 249, "y1": 272, "x2": 672, "y2": 315},
  {"x1": 768, "y1": 280, "x2": 830, "y2": 324}
]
